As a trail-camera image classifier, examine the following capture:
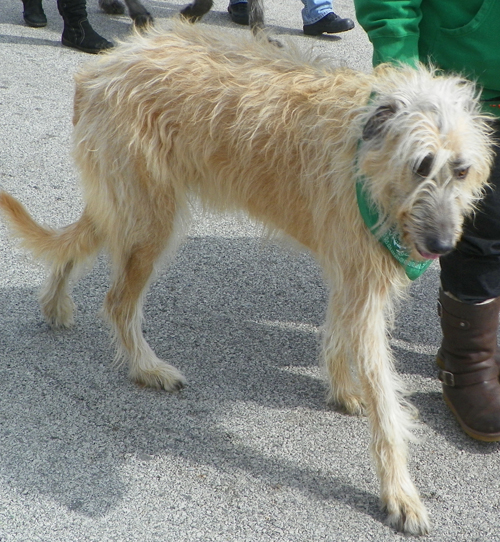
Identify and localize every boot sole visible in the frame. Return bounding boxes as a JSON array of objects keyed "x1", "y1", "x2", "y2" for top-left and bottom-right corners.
[
  {"x1": 61, "y1": 37, "x2": 109, "y2": 55},
  {"x1": 24, "y1": 17, "x2": 47, "y2": 27},
  {"x1": 443, "y1": 393, "x2": 500, "y2": 442}
]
